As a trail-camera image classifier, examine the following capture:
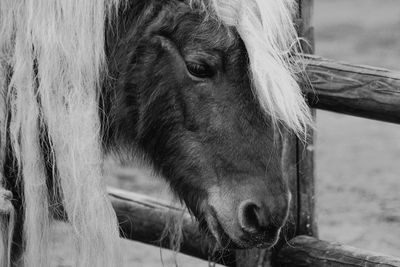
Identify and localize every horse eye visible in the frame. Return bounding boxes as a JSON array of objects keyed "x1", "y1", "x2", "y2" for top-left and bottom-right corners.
[{"x1": 186, "y1": 62, "x2": 215, "y2": 79}]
